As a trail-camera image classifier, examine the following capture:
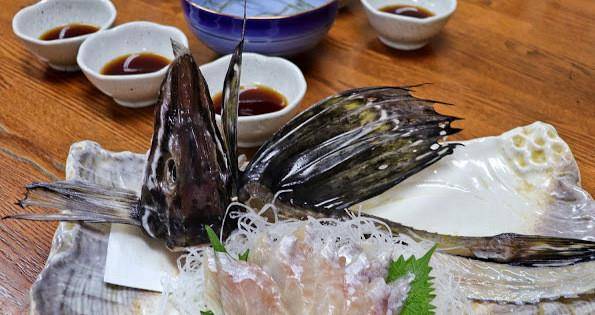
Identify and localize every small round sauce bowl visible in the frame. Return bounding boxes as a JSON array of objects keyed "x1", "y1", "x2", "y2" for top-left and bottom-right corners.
[
  {"x1": 200, "y1": 53, "x2": 307, "y2": 148},
  {"x1": 77, "y1": 22, "x2": 188, "y2": 108},
  {"x1": 12, "y1": 0, "x2": 117, "y2": 71},
  {"x1": 361, "y1": 0, "x2": 457, "y2": 50}
]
